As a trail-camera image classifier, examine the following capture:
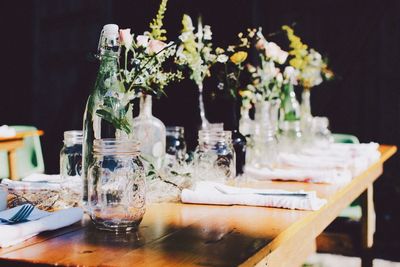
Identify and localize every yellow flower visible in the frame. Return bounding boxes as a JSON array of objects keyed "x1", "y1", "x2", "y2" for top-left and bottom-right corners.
[
  {"x1": 239, "y1": 89, "x2": 253, "y2": 98},
  {"x1": 230, "y1": 51, "x2": 248, "y2": 64}
]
